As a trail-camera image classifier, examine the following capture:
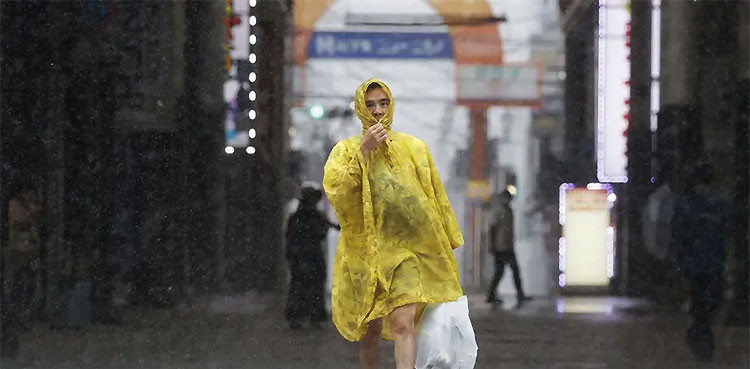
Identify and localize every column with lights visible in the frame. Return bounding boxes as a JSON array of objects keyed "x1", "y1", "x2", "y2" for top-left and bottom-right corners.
[
  {"x1": 246, "y1": 0, "x2": 258, "y2": 155},
  {"x1": 223, "y1": 0, "x2": 259, "y2": 155}
]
